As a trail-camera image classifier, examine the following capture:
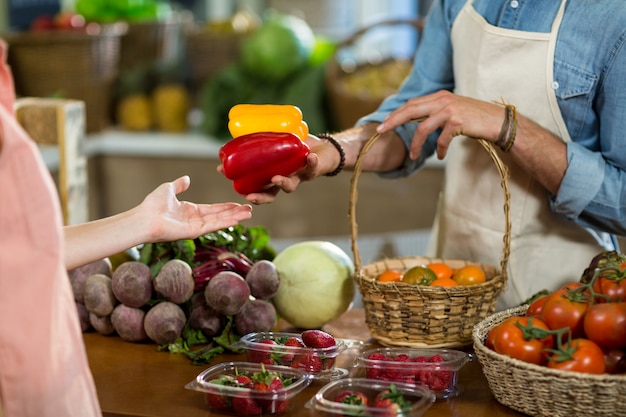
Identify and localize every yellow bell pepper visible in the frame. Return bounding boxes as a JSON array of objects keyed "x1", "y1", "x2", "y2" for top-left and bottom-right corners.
[{"x1": 228, "y1": 104, "x2": 309, "y2": 141}]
